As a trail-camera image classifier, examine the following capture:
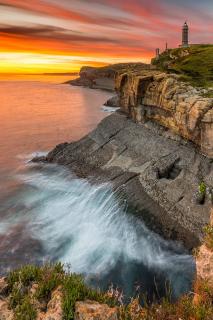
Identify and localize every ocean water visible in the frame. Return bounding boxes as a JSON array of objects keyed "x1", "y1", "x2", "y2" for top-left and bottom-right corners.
[{"x1": 0, "y1": 77, "x2": 195, "y2": 302}]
